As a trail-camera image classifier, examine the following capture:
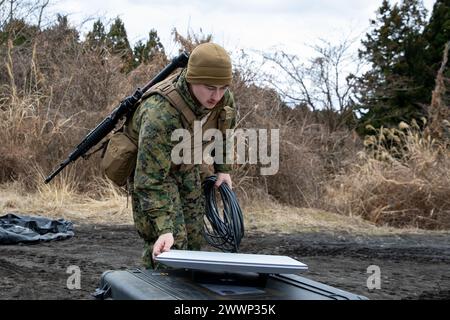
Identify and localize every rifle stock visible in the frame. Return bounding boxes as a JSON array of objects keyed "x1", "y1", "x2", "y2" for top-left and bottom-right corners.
[{"x1": 44, "y1": 52, "x2": 189, "y2": 184}]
